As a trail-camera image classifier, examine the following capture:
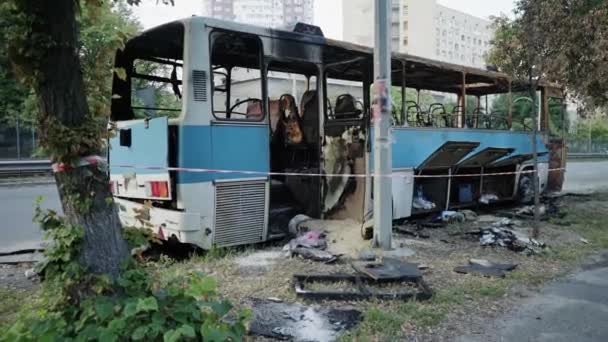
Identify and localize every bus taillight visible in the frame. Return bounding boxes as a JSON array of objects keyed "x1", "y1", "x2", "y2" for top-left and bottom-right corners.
[{"x1": 146, "y1": 181, "x2": 169, "y2": 198}]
